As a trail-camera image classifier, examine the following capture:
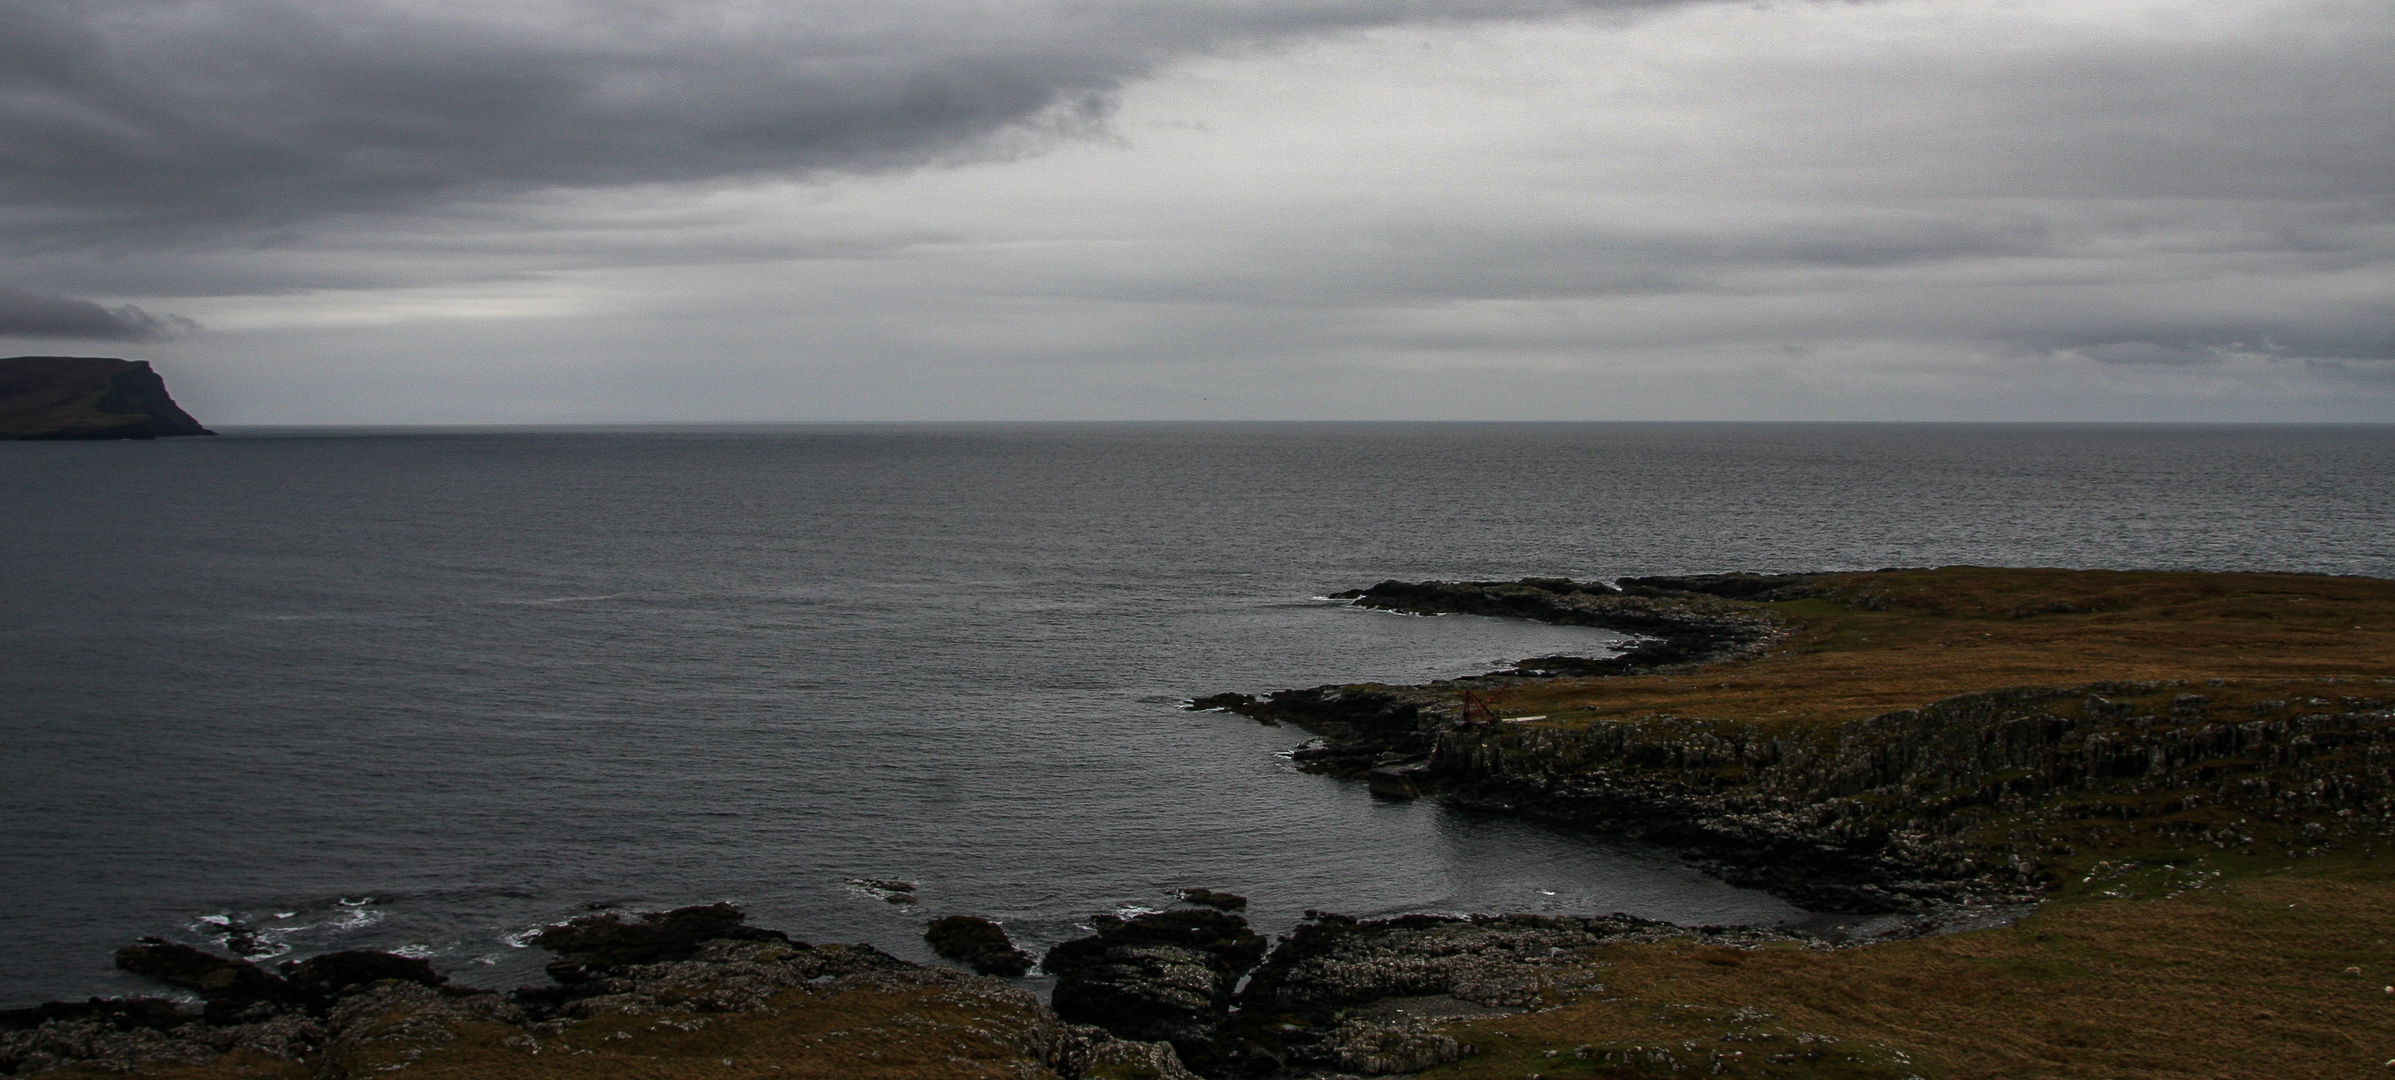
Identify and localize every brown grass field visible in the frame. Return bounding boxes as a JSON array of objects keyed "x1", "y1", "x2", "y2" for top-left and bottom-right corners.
[{"x1": 1488, "y1": 567, "x2": 2395, "y2": 732}]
